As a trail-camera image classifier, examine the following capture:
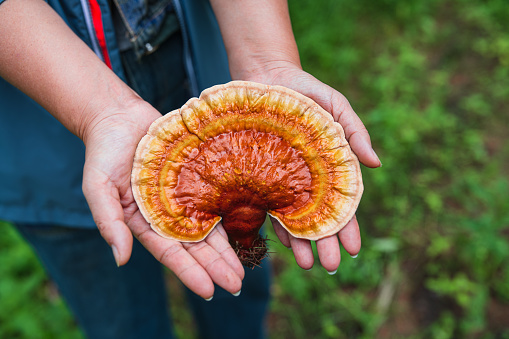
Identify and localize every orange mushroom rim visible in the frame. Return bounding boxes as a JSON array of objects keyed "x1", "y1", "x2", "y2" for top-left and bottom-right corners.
[{"x1": 131, "y1": 81, "x2": 363, "y2": 266}]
